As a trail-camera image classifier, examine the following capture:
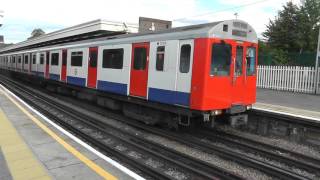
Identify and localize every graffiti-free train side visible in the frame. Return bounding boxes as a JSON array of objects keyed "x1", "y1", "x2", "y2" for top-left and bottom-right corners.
[{"x1": 0, "y1": 19, "x2": 257, "y2": 128}]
